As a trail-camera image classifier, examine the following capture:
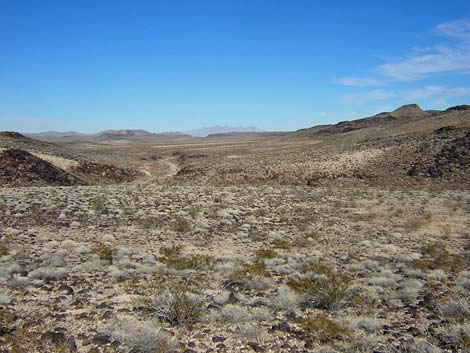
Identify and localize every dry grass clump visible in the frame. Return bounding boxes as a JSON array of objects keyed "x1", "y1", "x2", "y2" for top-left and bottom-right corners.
[
  {"x1": 271, "y1": 285, "x2": 299, "y2": 310},
  {"x1": 216, "y1": 304, "x2": 272, "y2": 324},
  {"x1": 107, "y1": 317, "x2": 178, "y2": 353},
  {"x1": 436, "y1": 292, "x2": 470, "y2": 350},
  {"x1": 0, "y1": 292, "x2": 11, "y2": 306},
  {"x1": 288, "y1": 259, "x2": 353, "y2": 310},
  {"x1": 146, "y1": 282, "x2": 204, "y2": 325}
]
